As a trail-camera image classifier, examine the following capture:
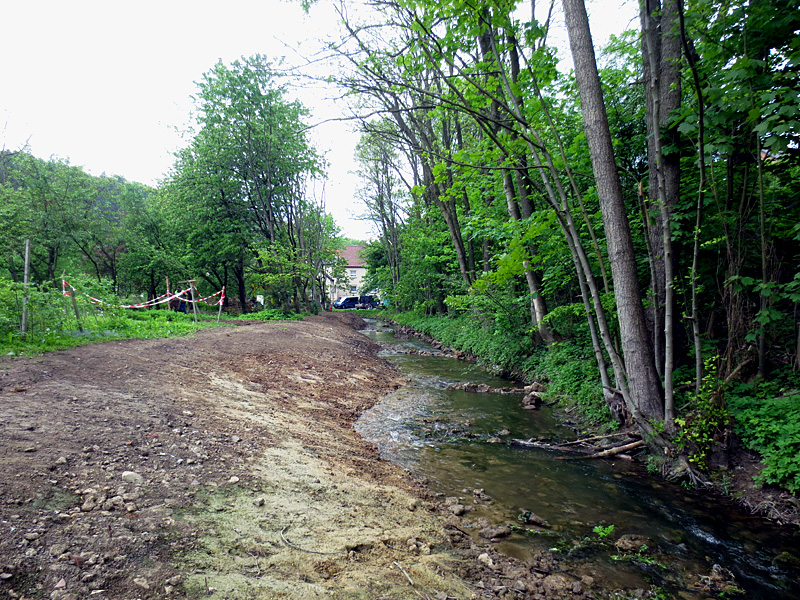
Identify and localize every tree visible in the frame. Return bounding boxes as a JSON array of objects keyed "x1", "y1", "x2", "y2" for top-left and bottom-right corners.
[
  {"x1": 563, "y1": 0, "x2": 666, "y2": 433},
  {"x1": 164, "y1": 56, "x2": 329, "y2": 311}
]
